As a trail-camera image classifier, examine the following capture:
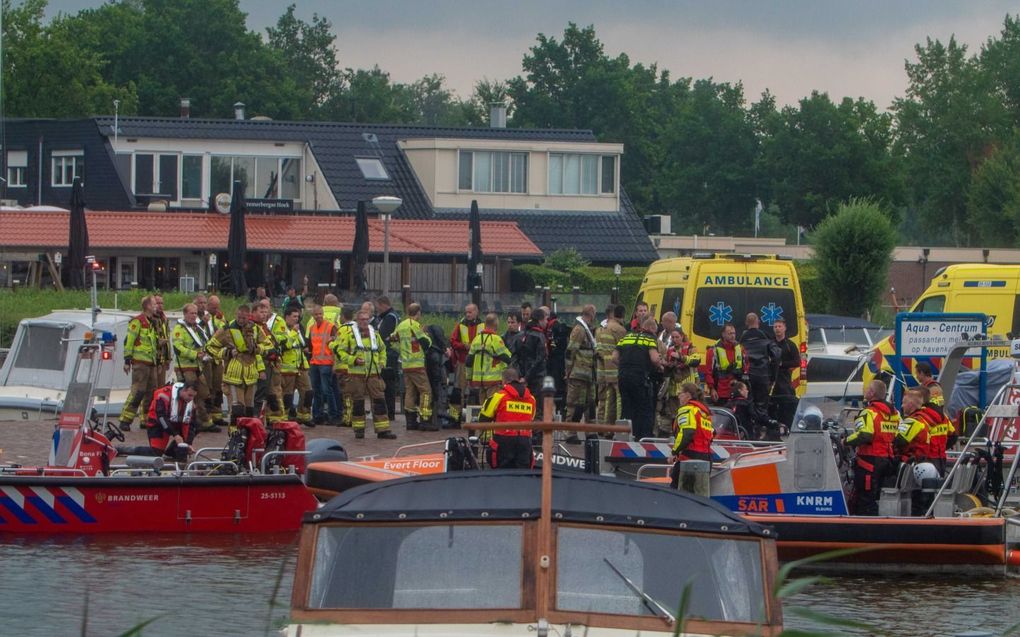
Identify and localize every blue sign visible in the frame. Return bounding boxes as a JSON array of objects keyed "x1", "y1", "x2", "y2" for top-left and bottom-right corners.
[
  {"x1": 713, "y1": 490, "x2": 848, "y2": 516},
  {"x1": 891, "y1": 312, "x2": 988, "y2": 408},
  {"x1": 709, "y1": 301, "x2": 733, "y2": 326},
  {"x1": 760, "y1": 302, "x2": 784, "y2": 325}
]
